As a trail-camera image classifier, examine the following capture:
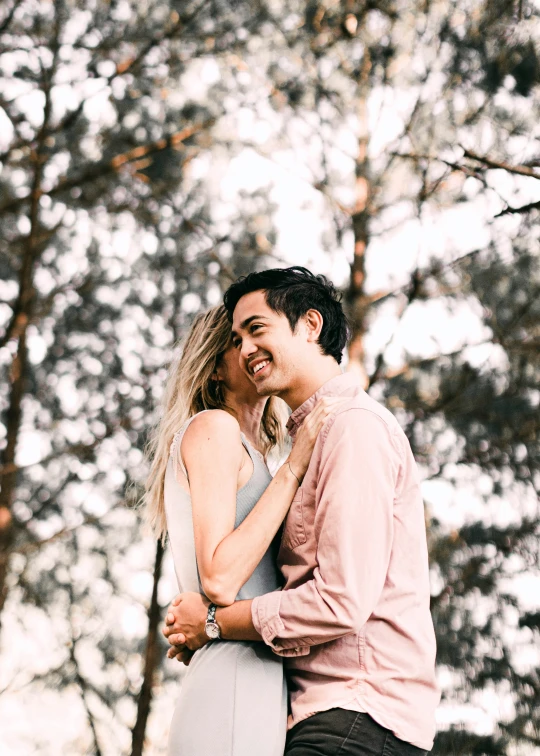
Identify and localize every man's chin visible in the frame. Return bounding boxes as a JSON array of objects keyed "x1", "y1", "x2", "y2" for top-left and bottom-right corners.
[{"x1": 255, "y1": 378, "x2": 280, "y2": 397}]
